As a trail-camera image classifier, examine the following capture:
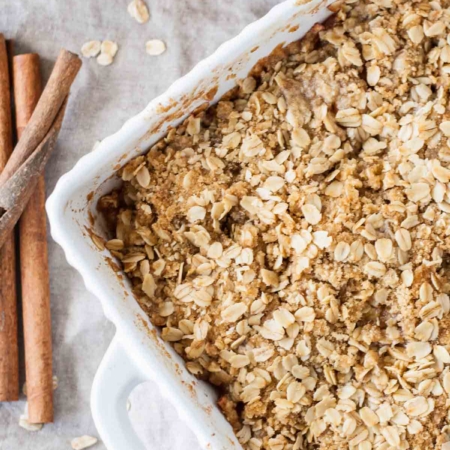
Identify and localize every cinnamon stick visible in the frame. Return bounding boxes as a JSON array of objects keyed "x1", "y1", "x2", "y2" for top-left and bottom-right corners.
[
  {"x1": 0, "y1": 49, "x2": 81, "y2": 187},
  {"x1": 0, "y1": 34, "x2": 19, "y2": 402},
  {"x1": 0, "y1": 99, "x2": 67, "y2": 250},
  {"x1": 0, "y1": 49, "x2": 81, "y2": 250},
  {"x1": 14, "y1": 53, "x2": 53, "y2": 423},
  {"x1": 14, "y1": 54, "x2": 41, "y2": 136}
]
